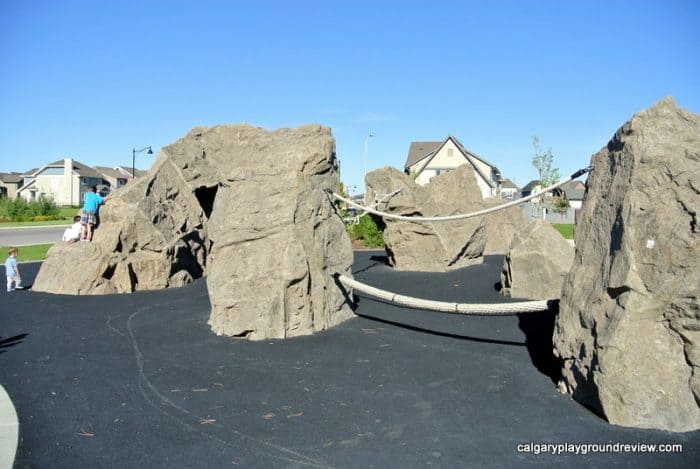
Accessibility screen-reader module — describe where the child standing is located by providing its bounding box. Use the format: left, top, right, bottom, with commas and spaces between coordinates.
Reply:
80, 186, 106, 242
5, 247, 23, 292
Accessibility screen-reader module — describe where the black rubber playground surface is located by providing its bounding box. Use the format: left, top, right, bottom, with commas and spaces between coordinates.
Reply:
1, 251, 698, 467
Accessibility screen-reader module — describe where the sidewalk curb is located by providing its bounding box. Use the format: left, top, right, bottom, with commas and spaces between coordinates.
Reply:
0, 385, 18, 469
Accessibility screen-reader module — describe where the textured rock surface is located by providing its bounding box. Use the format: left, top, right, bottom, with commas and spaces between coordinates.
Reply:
33, 124, 354, 340
499, 220, 574, 299
482, 199, 529, 255
203, 125, 354, 339
365, 165, 486, 271
33, 155, 210, 294
553, 97, 700, 432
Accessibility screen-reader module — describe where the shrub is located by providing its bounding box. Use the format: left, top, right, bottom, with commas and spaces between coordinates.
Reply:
347, 214, 385, 248
0, 196, 60, 221
36, 195, 60, 217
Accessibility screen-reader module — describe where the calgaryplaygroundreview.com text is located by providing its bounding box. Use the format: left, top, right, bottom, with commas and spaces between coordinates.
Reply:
516, 441, 683, 456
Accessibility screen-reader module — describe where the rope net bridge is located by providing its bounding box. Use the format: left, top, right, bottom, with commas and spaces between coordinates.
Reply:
330, 167, 590, 315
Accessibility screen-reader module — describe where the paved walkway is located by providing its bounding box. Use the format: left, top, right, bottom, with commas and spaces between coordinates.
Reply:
0, 255, 697, 467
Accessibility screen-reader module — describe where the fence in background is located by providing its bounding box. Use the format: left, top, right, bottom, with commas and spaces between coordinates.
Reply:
520, 201, 578, 224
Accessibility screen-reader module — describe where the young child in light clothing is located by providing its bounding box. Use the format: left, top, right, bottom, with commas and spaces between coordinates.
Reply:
5, 247, 23, 292
62, 215, 83, 243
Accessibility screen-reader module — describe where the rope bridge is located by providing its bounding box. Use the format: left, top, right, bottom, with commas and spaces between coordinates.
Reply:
331, 168, 590, 314
331, 167, 590, 223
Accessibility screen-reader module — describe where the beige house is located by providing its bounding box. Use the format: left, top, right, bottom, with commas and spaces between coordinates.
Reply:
0, 173, 23, 199
17, 159, 107, 206
499, 178, 519, 199
94, 166, 131, 190
404, 135, 502, 198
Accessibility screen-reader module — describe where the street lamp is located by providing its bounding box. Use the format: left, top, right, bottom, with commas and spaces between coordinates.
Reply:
364, 131, 374, 204
132, 146, 153, 182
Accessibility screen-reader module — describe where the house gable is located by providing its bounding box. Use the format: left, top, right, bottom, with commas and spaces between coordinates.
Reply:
405, 135, 501, 197
16, 158, 107, 205
404, 141, 442, 169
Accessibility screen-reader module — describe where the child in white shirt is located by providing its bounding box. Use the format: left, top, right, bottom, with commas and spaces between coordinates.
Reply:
62, 215, 82, 244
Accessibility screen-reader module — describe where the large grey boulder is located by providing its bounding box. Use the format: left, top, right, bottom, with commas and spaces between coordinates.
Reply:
34, 154, 210, 294
482, 199, 529, 255
33, 124, 354, 340
499, 220, 574, 299
365, 166, 486, 272
553, 97, 700, 432
204, 126, 354, 339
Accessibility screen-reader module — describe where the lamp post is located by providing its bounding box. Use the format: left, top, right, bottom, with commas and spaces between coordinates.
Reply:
363, 131, 374, 204
132, 146, 153, 182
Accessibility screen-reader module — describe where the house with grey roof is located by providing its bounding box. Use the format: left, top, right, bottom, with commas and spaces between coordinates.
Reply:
404, 135, 502, 198
17, 158, 108, 206
520, 180, 543, 199
560, 180, 585, 209
94, 166, 131, 190
521, 179, 584, 201
0, 172, 24, 199
499, 178, 519, 199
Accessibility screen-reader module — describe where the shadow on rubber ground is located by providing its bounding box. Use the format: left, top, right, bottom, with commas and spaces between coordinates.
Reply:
0, 254, 697, 468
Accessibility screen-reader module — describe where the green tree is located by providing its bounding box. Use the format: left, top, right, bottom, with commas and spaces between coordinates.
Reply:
531, 136, 561, 188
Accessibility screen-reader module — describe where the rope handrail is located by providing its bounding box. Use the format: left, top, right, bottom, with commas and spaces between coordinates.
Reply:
337, 274, 555, 315
331, 167, 590, 223
342, 189, 402, 224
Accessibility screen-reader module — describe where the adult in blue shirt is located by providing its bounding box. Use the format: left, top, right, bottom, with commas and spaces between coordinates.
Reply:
80, 186, 109, 241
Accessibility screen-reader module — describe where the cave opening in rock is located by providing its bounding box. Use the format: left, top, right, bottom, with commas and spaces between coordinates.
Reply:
194, 185, 218, 219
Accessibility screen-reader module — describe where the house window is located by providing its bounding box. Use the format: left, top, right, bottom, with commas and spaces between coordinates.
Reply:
38, 167, 64, 176
435, 168, 453, 176
447, 148, 454, 157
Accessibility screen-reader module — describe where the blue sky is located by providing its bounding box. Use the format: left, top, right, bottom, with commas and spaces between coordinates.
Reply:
1, 0, 698, 191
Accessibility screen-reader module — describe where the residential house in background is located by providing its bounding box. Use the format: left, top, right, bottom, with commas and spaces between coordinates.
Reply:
559, 180, 585, 209
0, 172, 24, 198
521, 179, 585, 206
17, 159, 107, 206
3, 158, 148, 204
499, 178, 519, 199
403, 135, 503, 199
520, 180, 544, 200
94, 166, 132, 190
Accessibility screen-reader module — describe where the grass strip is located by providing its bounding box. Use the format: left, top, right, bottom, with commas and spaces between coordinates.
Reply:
552, 224, 574, 240
1, 244, 53, 262
0, 207, 80, 228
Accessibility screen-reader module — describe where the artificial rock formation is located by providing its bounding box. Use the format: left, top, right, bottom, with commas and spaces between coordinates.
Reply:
499, 220, 574, 300
365, 165, 486, 272
33, 124, 354, 340
482, 199, 529, 255
553, 97, 700, 432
